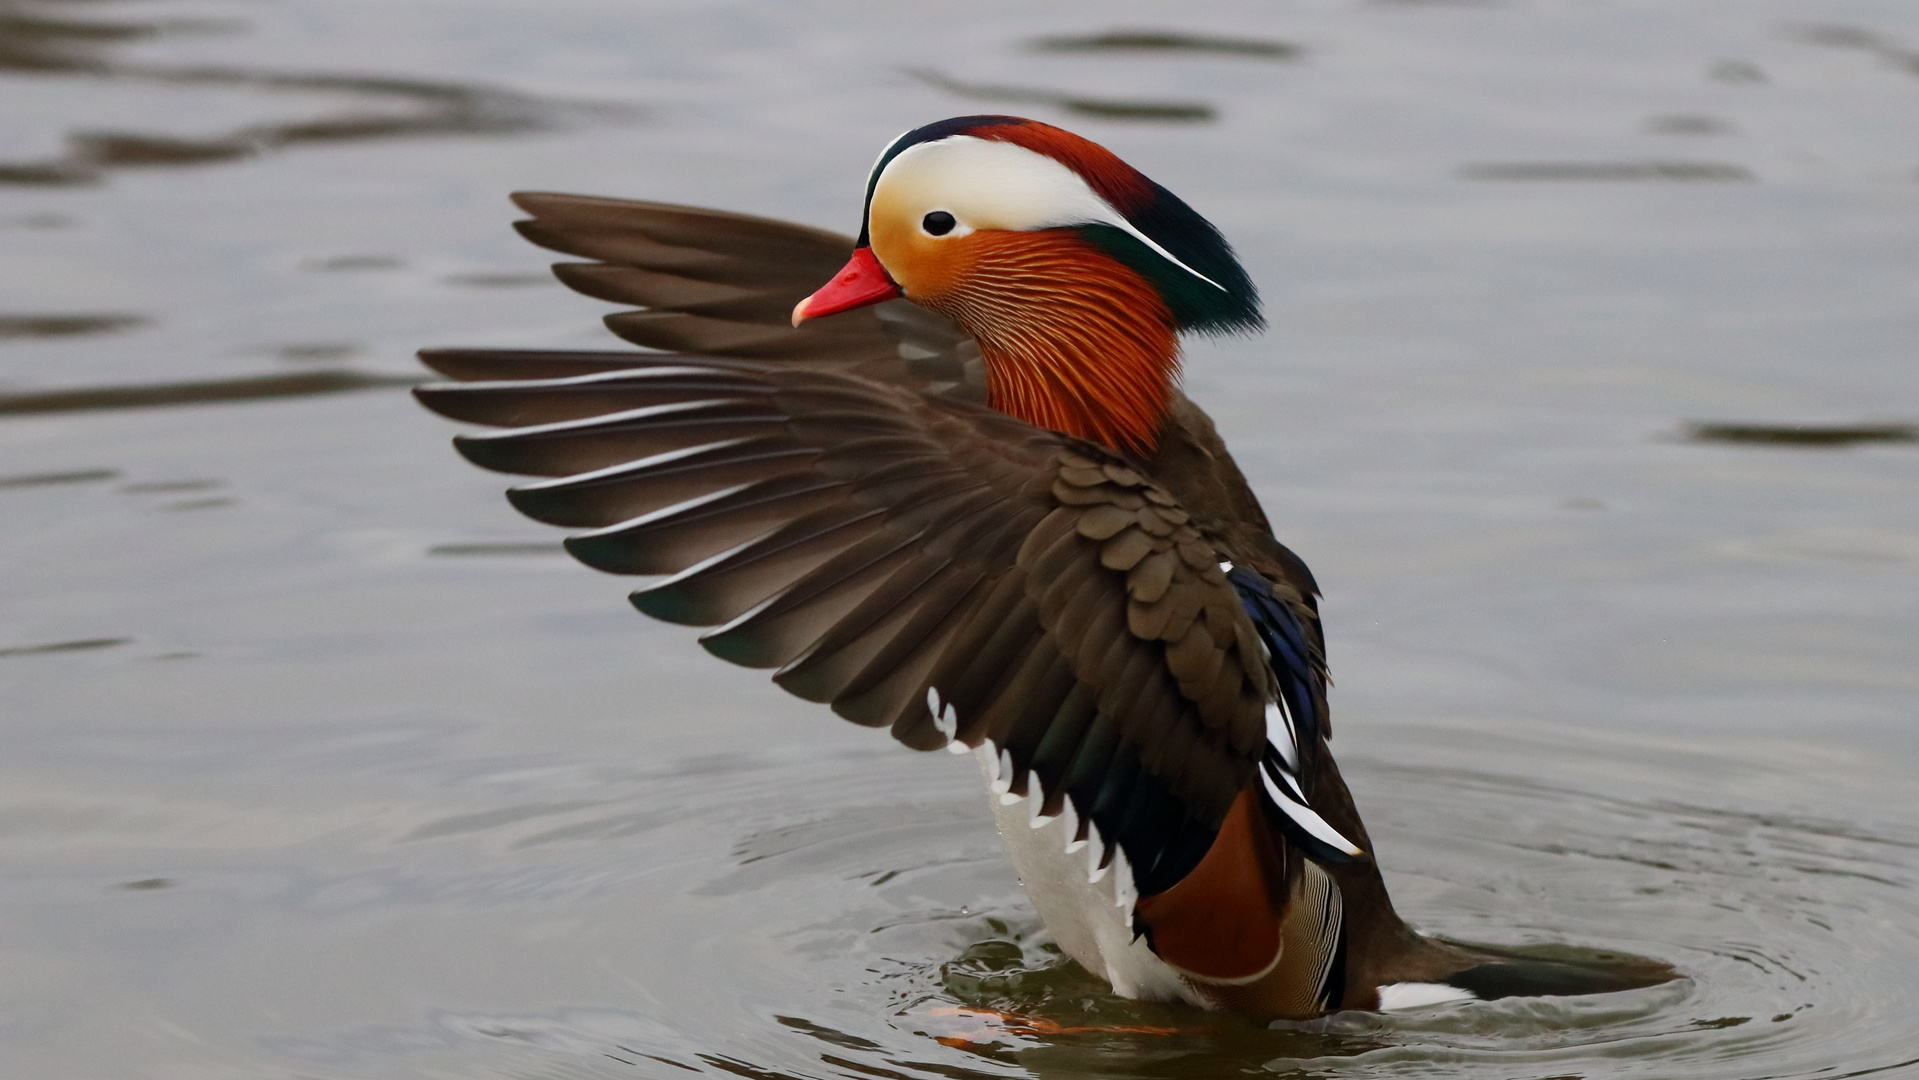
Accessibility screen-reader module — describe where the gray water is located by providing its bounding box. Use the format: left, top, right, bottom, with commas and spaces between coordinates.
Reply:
3, 1, 1917, 1077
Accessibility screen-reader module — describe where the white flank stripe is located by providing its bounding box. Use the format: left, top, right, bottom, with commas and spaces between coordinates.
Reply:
1376, 982, 1479, 1010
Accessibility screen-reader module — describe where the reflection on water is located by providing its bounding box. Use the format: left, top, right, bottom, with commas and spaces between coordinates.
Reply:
274, 343, 362, 362
2, 1, 1916, 1078
0, 313, 148, 338
0, 636, 130, 658
0, 69, 630, 185
122, 480, 224, 500
1785, 23, 1919, 76
1028, 30, 1300, 59
440, 271, 557, 288
302, 255, 405, 273
1461, 161, 1755, 181
0, 467, 117, 487
1684, 421, 1918, 447
1645, 114, 1737, 136
0, 2, 232, 71
1708, 59, 1769, 83
0, 370, 417, 414
0, 0, 635, 186
906, 68, 1216, 122
425, 541, 564, 557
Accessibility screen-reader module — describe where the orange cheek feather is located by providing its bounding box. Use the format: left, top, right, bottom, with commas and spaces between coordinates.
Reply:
868, 215, 981, 301
877, 228, 1179, 456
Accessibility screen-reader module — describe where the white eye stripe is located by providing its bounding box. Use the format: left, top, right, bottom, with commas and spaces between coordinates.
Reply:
873, 136, 1224, 292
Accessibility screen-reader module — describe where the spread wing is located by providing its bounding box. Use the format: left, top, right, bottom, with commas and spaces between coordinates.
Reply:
418, 192, 984, 400
415, 358, 1276, 896
419, 192, 1365, 888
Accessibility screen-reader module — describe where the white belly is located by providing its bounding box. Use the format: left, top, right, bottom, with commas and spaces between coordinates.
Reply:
973, 745, 1207, 1006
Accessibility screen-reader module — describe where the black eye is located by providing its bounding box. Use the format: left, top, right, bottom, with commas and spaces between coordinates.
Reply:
921, 211, 956, 236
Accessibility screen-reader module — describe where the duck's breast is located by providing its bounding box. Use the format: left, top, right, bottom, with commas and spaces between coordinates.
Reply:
972, 744, 1205, 1005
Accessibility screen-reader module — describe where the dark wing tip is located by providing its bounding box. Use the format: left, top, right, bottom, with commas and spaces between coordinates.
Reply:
412, 381, 457, 418
540, 534, 650, 580
508, 190, 558, 214
450, 431, 534, 475
413, 382, 511, 426
418, 351, 498, 383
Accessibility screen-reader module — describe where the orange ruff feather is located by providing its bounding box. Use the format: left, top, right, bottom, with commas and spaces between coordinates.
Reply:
917, 231, 1179, 455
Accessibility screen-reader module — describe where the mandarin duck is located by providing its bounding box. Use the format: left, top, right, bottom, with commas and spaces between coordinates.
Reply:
415, 115, 1672, 1018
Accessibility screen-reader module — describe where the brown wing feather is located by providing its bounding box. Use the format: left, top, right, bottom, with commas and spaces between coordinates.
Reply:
501, 192, 985, 399
416, 356, 1269, 894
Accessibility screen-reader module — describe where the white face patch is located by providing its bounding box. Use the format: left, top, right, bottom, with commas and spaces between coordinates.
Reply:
870, 136, 1224, 291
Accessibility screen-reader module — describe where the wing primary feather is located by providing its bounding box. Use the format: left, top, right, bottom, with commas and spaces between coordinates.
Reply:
1090, 744, 1141, 825
457, 396, 768, 442
453, 400, 789, 477
1062, 712, 1121, 804
1028, 681, 1098, 785
633, 503, 885, 626
774, 554, 965, 705
563, 476, 863, 578
417, 348, 672, 383
829, 563, 990, 701
983, 646, 1080, 779
509, 435, 765, 491
506, 439, 820, 527
416, 365, 775, 425
698, 531, 925, 669
568, 481, 756, 544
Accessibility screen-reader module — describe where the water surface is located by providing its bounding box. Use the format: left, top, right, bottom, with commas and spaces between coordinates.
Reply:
2, 1, 1916, 1077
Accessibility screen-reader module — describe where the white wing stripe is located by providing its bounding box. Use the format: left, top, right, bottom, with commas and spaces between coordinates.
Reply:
1268, 759, 1308, 804
1262, 770, 1365, 857
1265, 698, 1299, 772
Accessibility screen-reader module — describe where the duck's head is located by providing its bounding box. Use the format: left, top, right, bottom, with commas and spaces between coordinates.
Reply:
793, 115, 1261, 455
